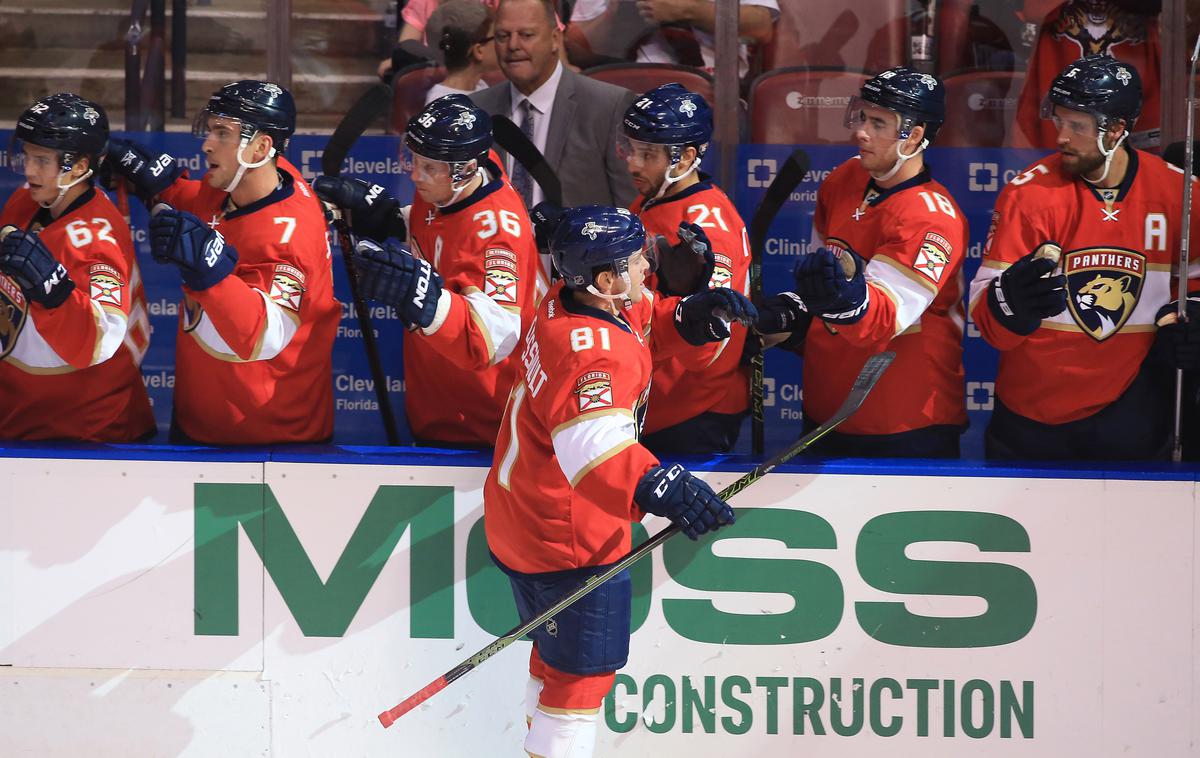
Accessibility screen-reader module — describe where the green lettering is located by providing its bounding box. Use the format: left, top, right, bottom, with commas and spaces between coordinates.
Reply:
465, 517, 519, 636
604, 674, 638, 733
793, 677, 826, 735
870, 678, 903, 736
961, 679, 994, 738
830, 677, 864, 736
1000, 680, 1034, 738
907, 678, 938, 737
682, 676, 716, 734
720, 676, 753, 734
643, 674, 676, 734
755, 676, 788, 735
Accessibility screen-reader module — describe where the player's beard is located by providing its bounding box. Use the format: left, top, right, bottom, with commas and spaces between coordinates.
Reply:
1061, 149, 1105, 178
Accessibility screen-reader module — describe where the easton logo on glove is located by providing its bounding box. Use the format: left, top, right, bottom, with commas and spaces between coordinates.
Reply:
412, 259, 433, 310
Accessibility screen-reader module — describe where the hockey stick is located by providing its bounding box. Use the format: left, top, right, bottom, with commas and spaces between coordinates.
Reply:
377, 350, 895, 728
321, 83, 401, 445
1173, 35, 1200, 462
747, 148, 811, 456
491, 114, 563, 207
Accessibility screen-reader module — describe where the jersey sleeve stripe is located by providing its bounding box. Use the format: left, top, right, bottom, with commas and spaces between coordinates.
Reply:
551, 409, 639, 485
92, 302, 128, 364
254, 290, 302, 361
463, 290, 521, 365
866, 256, 937, 334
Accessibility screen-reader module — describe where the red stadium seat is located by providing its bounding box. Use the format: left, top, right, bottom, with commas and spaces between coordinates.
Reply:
763, 1, 904, 72
390, 62, 446, 134
748, 68, 868, 145
938, 70, 1024, 148
584, 62, 714, 104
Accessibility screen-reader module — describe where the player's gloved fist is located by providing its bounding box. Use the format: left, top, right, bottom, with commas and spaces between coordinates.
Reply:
1153, 295, 1200, 371
105, 137, 181, 199
313, 176, 407, 242
986, 245, 1067, 336
654, 221, 716, 297
353, 239, 443, 330
674, 287, 757, 346
0, 229, 75, 308
149, 207, 239, 290
755, 291, 811, 334
793, 245, 868, 324
634, 464, 735, 540
530, 200, 565, 257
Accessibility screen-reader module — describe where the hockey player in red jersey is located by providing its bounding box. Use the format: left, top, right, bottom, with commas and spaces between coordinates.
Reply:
758, 67, 968, 457
0, 94, 155, 442
106, 81, 339, 445
483, 206, 752, 757
971, 55, 1200, 460
314, 94, 544, 447
615, 83, 753, 454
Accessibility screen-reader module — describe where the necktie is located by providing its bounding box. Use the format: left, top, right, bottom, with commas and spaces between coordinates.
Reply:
510, 99, 535, 208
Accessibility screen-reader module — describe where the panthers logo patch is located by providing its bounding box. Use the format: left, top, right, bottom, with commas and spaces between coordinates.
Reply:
1063, 248, 1145, 341
484, 248, 519, 305
710, 253, 734, 289
574, 370, 613, 412
0, 275, 29, 360
89, 263, 124, 308
269, 263, 305, 313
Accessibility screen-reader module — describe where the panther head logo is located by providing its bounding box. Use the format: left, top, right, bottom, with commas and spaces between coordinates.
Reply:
1063, 248, 1146, 341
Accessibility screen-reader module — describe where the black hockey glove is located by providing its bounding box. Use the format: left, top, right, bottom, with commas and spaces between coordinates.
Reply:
793, 245, 869, 325
0, 229, 75, 308
530, 200, 565, 256
1154, 295, 1200, 371
149, 207, 239, 291
634, 464, 735, 540
353, 239, 443, 330
313, 176, 408, 243
106, 137, 182, 200
986, 245, 1067, 336
674, 287, 757, 346
654, 222, 716, 297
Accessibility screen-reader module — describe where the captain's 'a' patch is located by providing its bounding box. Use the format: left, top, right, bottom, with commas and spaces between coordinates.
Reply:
0, 274, 29, 360
1063, 247, 1145, 341
89, 263, 124, 308
269, 263, 306, 312
484, 248, 519, 306
913, 232, 952, 283
574, 370, 613, 412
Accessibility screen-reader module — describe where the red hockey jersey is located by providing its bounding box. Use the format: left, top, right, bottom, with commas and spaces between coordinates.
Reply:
1015, 2, 1160, 150
0, 187, 154, 442
157, 157, 339, 444
970, 149, 1200, 425
806, 158, 968, 436
404, 168, 544, 445
632, 180, 752, 431
484, 281, 709, 574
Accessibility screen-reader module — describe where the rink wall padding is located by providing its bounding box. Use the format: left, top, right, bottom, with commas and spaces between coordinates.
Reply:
1, 447, 1198, 756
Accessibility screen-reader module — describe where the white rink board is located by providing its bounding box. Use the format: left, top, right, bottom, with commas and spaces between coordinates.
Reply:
0, 457, 1196, 757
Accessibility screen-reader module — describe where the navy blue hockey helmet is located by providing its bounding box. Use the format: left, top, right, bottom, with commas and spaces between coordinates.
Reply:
192, 80, 296, 151
10, 93, 109, 170
551, 206, 654, 290
621, 83, 713, 161
848, 67, 946, 144
405, 93, 492, 166
1041, 54, 1142, 131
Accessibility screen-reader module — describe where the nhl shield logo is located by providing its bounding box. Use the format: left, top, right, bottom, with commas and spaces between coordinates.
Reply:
1063, 247, 1145, 341
0, 275, 29, 360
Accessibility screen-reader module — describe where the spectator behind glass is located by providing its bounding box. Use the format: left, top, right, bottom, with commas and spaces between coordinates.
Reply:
425, 0, 499, 103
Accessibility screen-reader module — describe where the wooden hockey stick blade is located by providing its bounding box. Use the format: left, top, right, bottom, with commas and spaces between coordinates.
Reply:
322, 83, 393, 177
491, 115, 563, 206
376, 351, 894, 728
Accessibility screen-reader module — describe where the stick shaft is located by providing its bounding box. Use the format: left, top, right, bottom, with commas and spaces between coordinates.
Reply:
1172, 35, 1200, 462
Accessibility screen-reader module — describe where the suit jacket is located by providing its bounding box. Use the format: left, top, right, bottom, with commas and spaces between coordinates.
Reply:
471, 67, 638, 209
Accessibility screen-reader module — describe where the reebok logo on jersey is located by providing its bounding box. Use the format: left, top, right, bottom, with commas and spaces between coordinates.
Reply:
1064, 248, 1145, 341
914, 232, 952, 283
269, 264, 306, 312
485, 248, 519, 305
574, 371, 613, 412
0, 274, 29, 360
89, 263, 124, 307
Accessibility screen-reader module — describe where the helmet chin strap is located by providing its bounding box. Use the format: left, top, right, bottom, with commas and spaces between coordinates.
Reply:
586, 269, 635, 309
42, 166, 93, 210
870, 137, 927, 183
436, 163, 483, 208
222, 132, 276, 194
652, 154, 699, 201
1082, 129, 1127, 186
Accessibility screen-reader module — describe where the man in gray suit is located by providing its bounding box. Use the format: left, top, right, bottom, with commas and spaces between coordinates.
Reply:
471, 0, 637, 209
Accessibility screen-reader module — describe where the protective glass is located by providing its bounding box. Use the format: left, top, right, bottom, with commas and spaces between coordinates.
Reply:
1039, 99, 1102, 137
6, 137, 69, 175
401, 135, 476, 185
192, 110, 249, 144
843, 97, 911, 140
616, 134, 671, 167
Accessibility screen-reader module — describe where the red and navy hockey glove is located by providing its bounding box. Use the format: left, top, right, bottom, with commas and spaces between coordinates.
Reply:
353, 239, 442, 330
986, 246, 1066, 336
674, 287, 757, 346
313, 176, 408, 242
634, 464, 735, 540
0, 229, 75, 308
149, 207, 239, 291
106, 137, 182, 200
793, 245, 868, 324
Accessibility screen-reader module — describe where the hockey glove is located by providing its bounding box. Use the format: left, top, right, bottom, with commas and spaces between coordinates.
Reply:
353, 239, 442, 330
313, 176, 408, 243
634, 464, 735, 540
793, 245, 869, 324
105, 137, 182, 199
654, 222, 716, 297
1154, 295, 1200, 371
149, 208, 239, 291
986, 245, 1067, 336
0, 229, 75, 308
674, 287, 757, 346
